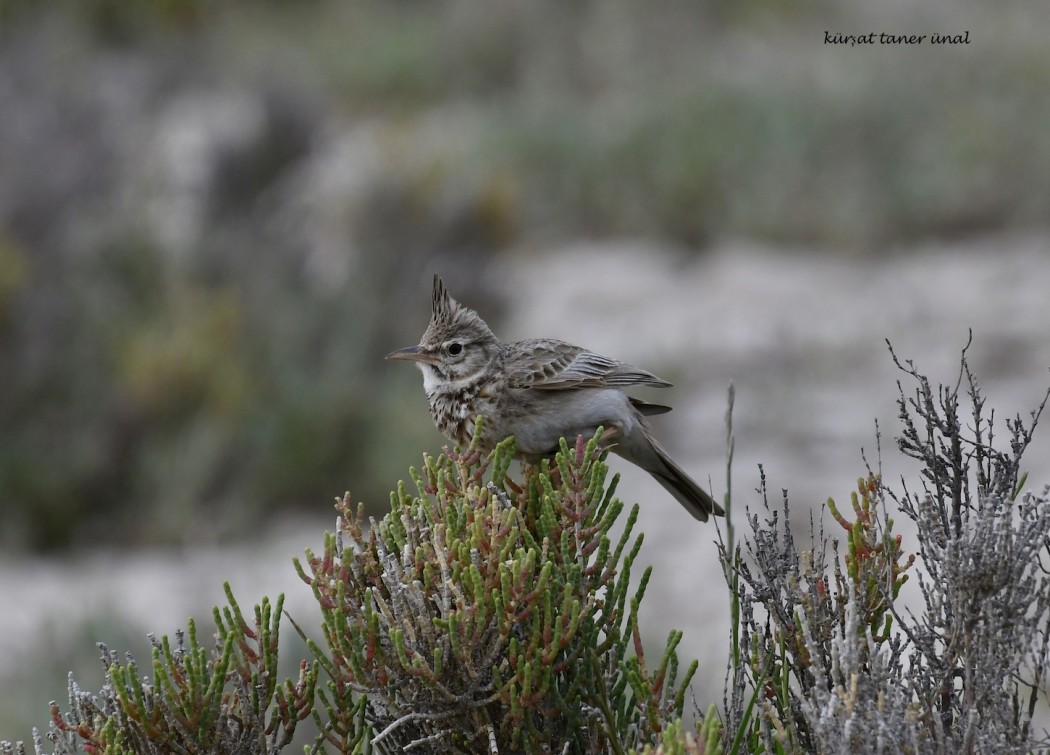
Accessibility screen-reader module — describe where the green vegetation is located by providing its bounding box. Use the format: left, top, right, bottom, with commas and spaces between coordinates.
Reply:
6, 430, 708, 754
3, 346, 1048, 753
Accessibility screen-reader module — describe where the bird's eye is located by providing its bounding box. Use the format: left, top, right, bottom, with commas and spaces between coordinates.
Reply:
447, 342, 463, 356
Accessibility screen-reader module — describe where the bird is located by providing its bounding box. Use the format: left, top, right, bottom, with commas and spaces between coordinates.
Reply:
386, 276, 723, 522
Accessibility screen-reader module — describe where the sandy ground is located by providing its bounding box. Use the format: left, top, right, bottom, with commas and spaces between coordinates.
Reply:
2, 235, 1049, 735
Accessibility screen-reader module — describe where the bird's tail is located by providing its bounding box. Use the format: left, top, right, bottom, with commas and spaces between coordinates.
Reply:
620, 427, 724, 522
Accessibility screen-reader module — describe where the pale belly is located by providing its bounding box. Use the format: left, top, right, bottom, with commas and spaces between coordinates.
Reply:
493, 387, 638, 460
426, 380, 639, 458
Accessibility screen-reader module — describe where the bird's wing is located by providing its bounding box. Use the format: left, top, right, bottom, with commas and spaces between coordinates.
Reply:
630, 396, 673, 415
504, 339, 672, 390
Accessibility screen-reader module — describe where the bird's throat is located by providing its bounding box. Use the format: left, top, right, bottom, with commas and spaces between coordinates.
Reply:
420, 364, 487, 396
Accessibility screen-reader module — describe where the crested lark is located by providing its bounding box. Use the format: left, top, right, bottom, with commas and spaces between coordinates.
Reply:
387, 276, 723, 522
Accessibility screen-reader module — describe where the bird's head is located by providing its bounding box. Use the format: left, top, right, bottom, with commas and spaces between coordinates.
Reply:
386, 276, 500, 385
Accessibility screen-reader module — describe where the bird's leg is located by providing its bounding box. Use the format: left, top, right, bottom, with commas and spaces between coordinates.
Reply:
596, 424, 622, 451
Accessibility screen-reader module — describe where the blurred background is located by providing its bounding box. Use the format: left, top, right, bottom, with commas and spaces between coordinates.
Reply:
2, 0, 1050, 740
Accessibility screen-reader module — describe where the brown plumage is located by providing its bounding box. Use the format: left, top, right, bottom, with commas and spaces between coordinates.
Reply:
386, 276, 723, 522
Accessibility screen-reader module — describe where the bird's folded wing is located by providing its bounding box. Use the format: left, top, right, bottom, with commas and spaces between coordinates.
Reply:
505, 339, 673, 390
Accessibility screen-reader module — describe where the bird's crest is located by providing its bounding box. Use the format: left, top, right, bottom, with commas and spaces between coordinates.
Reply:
431, 275, 458, 328
426, 276, 494, 343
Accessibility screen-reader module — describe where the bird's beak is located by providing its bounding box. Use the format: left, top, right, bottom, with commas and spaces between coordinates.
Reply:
386, 345, 437, 364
